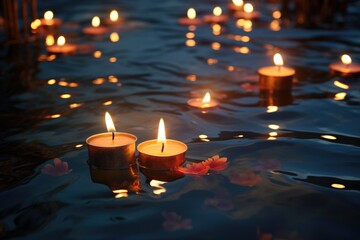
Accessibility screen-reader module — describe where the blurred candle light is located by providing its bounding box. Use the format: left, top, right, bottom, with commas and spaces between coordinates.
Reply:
235, 3, 260, 19
333, 80, 349, 90
179, 8, 202, 25
48, 79, 56, 85
331, 183, 345, 189
321, 135, 337, 140
60, 94, 71, 99
41, 10, 62, 27
334, 92, 346, 101
47, 36, 77, 54
329, 54, 360, 76
228, 0, 244, 11
46, 35, 55, 46
187, 92, 219, 109
93, 50, 102, 58
110, 32, 120, 42
83, 16, 108, 35
204, 6, 229, 23
110, 10, 119, 22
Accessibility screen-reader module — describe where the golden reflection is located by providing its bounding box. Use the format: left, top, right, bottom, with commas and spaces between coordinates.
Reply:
150, 180, 167, 195
334, 92, 346, 100
212, 23, 221, 35
48, 79, 56, 85
93, 50, 102, 58
241, 36, 250, 42
233, 0, 244, 7
108, 75, 119, 83
272, 10, 281, 19
113, 189, 129, 198
199, 134, 208, 139
92, 78, 105, 85
269, 132, 278, 137
234, 46, 250, 54
207, 58, 218, 65
321, 135, 337, 140
46, 35, 55, 46
110, 32, 120, 42
235, 134, 244, 138
188, 25, 196, 31
186, 39, 196, 47
334, 80, 349, 90
58, 81, 68, 86
243, 20, 252, 32
267, 106, 278, 113
270, 20, 281, 31
267, 136, 276, 140
186, 32, 195, 39
201, 138, 210, 142
236, 19, 245, 27
211, 42, 221, 50
103, 101, 113, 106
109, 57, 117, 63
227, 66, 235, 72
186, 74, 197, 81
69, 103, 83, 109
31, 19, 41, 30
331, 183, 345, 189
45, 114, 61, 119
60, 94, 71, 99
75, 144, 83, 148
47, 54, 56, 61
68, 82, 79, 87
268, 124, 280, 130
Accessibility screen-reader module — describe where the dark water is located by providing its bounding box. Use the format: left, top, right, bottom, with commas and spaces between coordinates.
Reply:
1, 0, 360, 239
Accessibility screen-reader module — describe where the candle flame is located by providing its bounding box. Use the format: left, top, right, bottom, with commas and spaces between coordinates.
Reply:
105, 112, 116, 132
213, 6, 222, 16
46, 35, 55, 46
157, 118, 166, 143
110, 10, 119, 22
244, 3, 254, 13
44, 11, 54, 21
57, 36, 65, 46
202, 92, 211, 103
341, 54, 351, 65
232, 0, 244, 7
187, 8, 196, 19
273, 53, 283, 66
92, 16, 100, 27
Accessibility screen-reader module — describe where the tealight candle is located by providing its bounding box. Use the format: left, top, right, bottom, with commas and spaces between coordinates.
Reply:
187, 92, 219, 109
203, 6, 229, 23
234, 3, 261, 19
86, 112, 137, 169
83, 16, 108, 35
329, 54, 360, 76
46, 36, 77, 54
105, 10, 123, 25
40, 10, 62, 28
137, 118, 187, 170
178, 8, 203, 25
228, 0, 244, 12
258, 53, 295, 91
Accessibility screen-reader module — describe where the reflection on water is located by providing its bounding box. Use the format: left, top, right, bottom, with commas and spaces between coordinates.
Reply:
0, 0, 359, 239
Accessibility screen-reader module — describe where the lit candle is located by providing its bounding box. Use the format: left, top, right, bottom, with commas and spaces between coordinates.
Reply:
228, 0, 244, 12
203, 6, 229, 23
46, 36, 77, 54
234, 3, 261, 19
137, 118, 187, 170
178, 8, 203, 25
86, 112, 137, 169
40, 10, 62, 28
187, 92, 219, 109
258, 53, 295, 91
83, 16, 109, 35
105, 10, 123, 25
329, 54, 360, 76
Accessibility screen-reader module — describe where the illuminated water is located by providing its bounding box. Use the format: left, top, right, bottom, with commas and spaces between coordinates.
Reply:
0, 0, 359, 239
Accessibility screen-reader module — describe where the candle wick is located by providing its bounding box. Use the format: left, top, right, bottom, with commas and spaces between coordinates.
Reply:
112, 132, 115, 141
161, 143, 164, 153
277, 65, 281, 73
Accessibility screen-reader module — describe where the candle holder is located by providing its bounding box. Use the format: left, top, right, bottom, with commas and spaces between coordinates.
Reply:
87, 132, 137, 169
329, 54, 360, 77
258, 67, 295, 91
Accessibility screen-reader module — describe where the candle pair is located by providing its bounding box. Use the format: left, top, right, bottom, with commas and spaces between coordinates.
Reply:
86, 113, 187, 170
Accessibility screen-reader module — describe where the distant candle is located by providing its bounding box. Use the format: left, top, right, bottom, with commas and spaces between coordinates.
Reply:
203, 6, 229, 23
83, 16, 108, 35
228, 0, 244, 11
105, 10, 123, 25
137, 118, 187, 170
258, 53, 295, 91
86, 112, 137, 169
178, 8, 203, 25
234, 3, 261, 19
40, 10, 62, 28
329, 54, 360, 76
46, 36, 77, 54
187, 92, 219, 109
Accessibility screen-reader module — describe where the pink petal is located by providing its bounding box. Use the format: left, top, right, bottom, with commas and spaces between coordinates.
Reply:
178, 163, 209, 175
203, 156, 229, 171
229, 171, 262, 187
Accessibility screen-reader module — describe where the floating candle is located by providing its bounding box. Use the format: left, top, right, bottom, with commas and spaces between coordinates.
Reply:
40, 10, 62, 28
83, 16, 108, 35
137, 118, 187, 170
234, 3, 261, 19
203, 6, 229, 23
228, 0, 244, 12
86, 112, 137, 169
105, 10, 123, 25
46, 36, 77, 54
258, 53, 295, 91
178, 8, 203, 25
187, 92, 219, 109
329, 54, 360, 76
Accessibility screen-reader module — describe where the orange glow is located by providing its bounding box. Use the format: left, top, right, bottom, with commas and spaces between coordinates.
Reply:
57, 36, 65, 46
243, 20, 252, 31
44, 11, 54, 21
187, 8, 196, 19
105, 112, 116, 132
213, 6, 222, 16
186, 39, 196, 47
212, 24, 221, 35
113, 189, 128, 198
244, 3, 254, 13
234, 46, 250, 54
341, 54, 351, 65
227, 66, 235, 72
31, 19, 41, 29
274, 53, 284, 66
108, 76, 119, 83
186, 32, 195, 39
321, 135, 337, 140
267, 106, 278, 113
270, 20, 281, 31
272, 10, 281, 19
103, 101, 113, 106
150, 180, 167, 195
48, 79, 56, 85
242, 36, 250, 42
46, 35, 55, 46
334, 92, 346, 100
69, 103, 83, 109
268, 124, 280, 130
212, 42, 221, 50
333, 80, 349, 90
202, 92, 211, 104
60, 94, 71, 99
58, 81, 68, 86
186, 74, 197, 81
110, 32, 120, 42
93, 50, 102, 58
157, 118, 166, 143
236, 19, 245, 27
46, 114, 61, 119
92, 16, 100, 27
233, 0, 244, 7
269, 132, 278, 137
109, 57, 117, 62
331, 183, 345, 189
68, 82, 79, 87
92, 78, 105, 85
110, 10, 119, 22
207, 58, 218, 65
